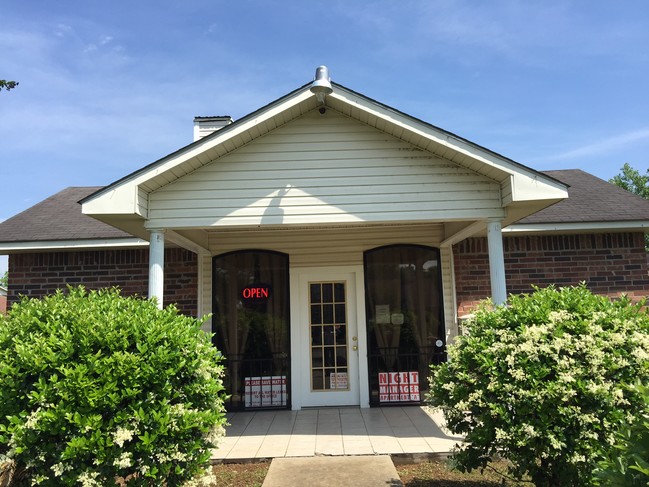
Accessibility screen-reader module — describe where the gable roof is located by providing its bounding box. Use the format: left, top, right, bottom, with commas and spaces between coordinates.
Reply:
81, 82, 566, 205
80, 79, 568, 230
0, 187, 146, 251
506, 169, 649, 233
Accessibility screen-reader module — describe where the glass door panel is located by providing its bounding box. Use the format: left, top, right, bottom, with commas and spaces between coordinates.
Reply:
309, 282, 349, 391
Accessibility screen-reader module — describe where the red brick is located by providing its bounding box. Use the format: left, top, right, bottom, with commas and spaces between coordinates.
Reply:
454, 232, 649, 315
7, 248, 198, 316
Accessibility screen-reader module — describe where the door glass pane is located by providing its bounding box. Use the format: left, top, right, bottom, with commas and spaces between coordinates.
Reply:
322, 283, 333, 303
312, 370, 324, 390
335, 325, 347, 344
334, 304, 346, 324
324, 348, 335, 367
323, 304, 334, 324
312, 348, 323, 367
311, 304, 322, 325
334, 283, 345, 302
310, 283, 321, 303
311, 326, 322, 345
336, 346, 347, 365
309, 281, 349, 391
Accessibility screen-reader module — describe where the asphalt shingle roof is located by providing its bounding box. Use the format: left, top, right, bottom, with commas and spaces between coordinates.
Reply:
517, 169, 649, 224
0, 187, 132, 243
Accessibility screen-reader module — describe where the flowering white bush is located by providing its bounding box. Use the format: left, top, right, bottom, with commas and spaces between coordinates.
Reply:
428, 284, 649, 487
0, 287, 227, 486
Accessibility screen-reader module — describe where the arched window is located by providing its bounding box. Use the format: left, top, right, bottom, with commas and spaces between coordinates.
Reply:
364, 245, 445, 406
213, 250, 290, 410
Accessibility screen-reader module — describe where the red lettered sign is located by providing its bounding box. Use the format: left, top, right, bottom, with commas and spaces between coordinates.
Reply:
241, 284, 271, 302
379, 372, 420, 402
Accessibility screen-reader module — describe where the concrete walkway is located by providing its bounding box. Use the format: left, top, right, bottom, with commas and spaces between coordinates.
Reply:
261, 455, 403, 487
212, 406, 462, 461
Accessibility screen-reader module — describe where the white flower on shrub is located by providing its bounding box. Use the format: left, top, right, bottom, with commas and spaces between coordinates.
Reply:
30, 474, 49, 485
112, 427, 135, 447
195, 363, 214, 380
172, 451, 189, 462
24, 408, 41, 429
182, 471, 218, 487
51, 462, 66, 477
203, 423, 226, 447
548, 310, 571, 323
113, 452, 132, 469
77, 471, 101, 487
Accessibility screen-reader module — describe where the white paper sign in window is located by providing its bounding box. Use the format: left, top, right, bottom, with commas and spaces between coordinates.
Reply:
245, 376, 287, 407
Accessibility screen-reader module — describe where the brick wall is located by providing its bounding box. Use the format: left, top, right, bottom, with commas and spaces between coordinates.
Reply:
7, 248, 198, 316
8, 232, 648, 319
454, 232, 649, 316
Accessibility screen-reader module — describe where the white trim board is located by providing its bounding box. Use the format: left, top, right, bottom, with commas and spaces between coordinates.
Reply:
0, 238, 149, 253
504, 221, 649, 234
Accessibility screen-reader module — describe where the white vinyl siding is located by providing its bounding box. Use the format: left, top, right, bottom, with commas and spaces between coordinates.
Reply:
207, 223, 443, 267
147, 109, 503, 229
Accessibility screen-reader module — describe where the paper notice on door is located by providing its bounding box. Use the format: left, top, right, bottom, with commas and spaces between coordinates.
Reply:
376, 304, 390, 324
330, 372, 348, 390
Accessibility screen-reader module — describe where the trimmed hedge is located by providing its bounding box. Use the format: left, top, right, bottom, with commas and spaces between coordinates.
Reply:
0, 287, 227, 486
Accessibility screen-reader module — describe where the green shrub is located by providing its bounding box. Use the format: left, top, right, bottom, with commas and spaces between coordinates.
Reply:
0, 286, 227, 486
593, 381, 649, 486
427, 284, 649, 487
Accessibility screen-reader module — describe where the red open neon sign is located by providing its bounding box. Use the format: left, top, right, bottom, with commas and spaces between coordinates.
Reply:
241, 285, 271, 300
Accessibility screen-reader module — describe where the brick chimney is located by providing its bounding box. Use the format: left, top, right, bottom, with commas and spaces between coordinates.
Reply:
193, 116, 233, 141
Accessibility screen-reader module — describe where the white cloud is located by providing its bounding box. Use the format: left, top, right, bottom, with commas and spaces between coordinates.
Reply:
55, 23, 73, 37
330, 0, 569, 65
548, 128, 649, 161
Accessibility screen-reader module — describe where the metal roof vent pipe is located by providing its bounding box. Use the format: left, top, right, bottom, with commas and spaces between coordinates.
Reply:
310, 65, 333, 105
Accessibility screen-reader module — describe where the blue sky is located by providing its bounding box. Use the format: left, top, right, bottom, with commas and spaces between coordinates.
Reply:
2, 1, 649, 275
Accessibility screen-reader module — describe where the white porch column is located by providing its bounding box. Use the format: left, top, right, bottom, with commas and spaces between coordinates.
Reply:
487, 219, 507, 305
148, 229, 165, 309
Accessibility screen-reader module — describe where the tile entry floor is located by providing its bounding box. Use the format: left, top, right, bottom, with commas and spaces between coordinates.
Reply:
212, 406, 464, 461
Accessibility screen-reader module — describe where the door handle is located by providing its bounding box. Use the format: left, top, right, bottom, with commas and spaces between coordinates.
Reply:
352, 345, 358, 351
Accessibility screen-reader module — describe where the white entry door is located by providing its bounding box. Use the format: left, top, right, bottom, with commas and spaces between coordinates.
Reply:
296, 268, 360, 407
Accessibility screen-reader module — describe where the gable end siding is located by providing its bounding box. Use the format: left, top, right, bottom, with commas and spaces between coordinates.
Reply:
147, 109, 504, 229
